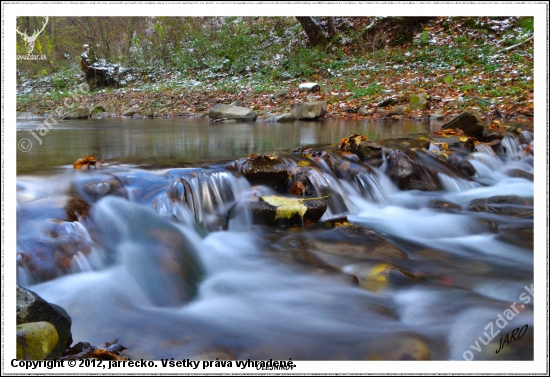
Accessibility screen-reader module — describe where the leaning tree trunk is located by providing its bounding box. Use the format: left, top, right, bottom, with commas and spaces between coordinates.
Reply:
296, 16, 327, 46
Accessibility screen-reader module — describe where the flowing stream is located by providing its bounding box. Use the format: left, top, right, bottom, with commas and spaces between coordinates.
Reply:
15, 118, 534, 360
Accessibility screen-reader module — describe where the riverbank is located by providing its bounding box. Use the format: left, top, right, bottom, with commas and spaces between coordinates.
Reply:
16, 17, 534, 122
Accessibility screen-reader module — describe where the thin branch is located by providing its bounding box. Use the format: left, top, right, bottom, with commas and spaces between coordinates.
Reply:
500, 35, 534, 53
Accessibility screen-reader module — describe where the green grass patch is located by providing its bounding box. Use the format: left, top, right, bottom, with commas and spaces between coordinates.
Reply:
349, 82, 384, 99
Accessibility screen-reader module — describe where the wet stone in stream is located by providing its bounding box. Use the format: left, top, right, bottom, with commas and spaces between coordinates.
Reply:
505, 169, 534, 181
469, 195, 533, 218
386, 150, 441, 191
70, 174, 127, 203
426, 199, 462, 213
17, 219, 93, 284
226, 154, 291, 192
242, 192, 328, 226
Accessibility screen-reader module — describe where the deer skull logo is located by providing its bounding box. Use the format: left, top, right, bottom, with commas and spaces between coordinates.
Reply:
16, 16, 49, 54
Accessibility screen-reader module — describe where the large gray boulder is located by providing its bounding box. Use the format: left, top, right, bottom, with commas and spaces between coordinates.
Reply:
17, 285, 72, 359
290, 101, 327, 120
208, 104, 256, 121
61, 106, 90, 120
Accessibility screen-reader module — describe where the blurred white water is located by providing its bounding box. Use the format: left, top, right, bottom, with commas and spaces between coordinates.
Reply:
17, 124, 534, 360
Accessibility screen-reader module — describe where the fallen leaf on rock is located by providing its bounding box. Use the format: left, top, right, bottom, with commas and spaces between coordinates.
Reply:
260, 195, 330, 220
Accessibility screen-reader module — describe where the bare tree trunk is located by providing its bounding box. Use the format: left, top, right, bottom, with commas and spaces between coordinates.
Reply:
326, 17, 337, 39
50, 17, 58, 70
296, 16, 326, 46
126, 16, 137, 61
97, 18, 111, 59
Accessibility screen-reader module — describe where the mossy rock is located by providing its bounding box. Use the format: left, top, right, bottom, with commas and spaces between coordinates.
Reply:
17, 322, 59, 360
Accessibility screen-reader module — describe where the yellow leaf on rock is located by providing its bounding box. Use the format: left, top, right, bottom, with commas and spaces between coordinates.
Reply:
436, 142, 449, 150
260, 195, 330, 220
354, 136, 362, 147
297, 161, 310, 167
460, 136, 469, 143
261, 196, 307, 220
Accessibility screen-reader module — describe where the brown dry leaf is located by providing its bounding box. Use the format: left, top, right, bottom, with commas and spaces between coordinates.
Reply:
73, 156, 101, 169
289, 180, 305, 196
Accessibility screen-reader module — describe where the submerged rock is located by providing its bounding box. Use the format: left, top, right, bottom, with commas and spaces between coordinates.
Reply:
17, 219, 93, 283
90, 196, 204, 306
364, 333, 436, 360
426, 199, 462, 212
495, 224, 534, 249
290, 101, 327, 119
17, 286, 72, 359
469, 195, 533, 217
505, 169, 534, 181
308, 224, 408, 261
70, 174, 127, 203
